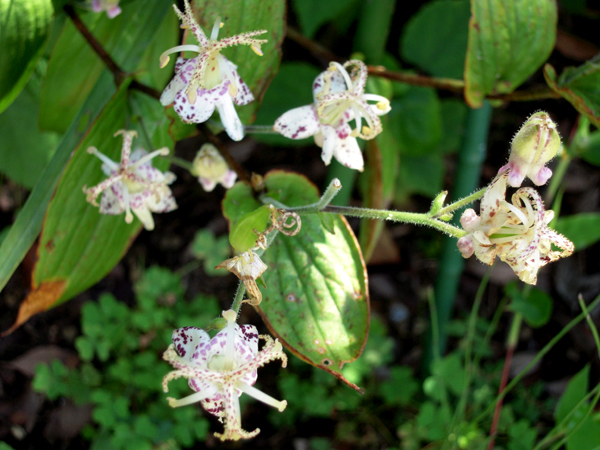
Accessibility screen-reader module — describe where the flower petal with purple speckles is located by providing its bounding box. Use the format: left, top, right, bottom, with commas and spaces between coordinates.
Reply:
273, 105, 320, 140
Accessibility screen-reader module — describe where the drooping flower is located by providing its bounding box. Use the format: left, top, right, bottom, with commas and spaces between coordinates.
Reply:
191, 143, 237, 191
215, 250, 268, 305
82, 130, 177, 231
457, 170, 574, 284
159, 0, 267, 141
274, 60, 391, 171
499, 111, 562, 187
91, 0, 121, 18
162, 310, 287, 441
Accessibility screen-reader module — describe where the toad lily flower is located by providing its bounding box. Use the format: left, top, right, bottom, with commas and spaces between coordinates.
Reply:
457, 170, 574, 284
82, 130, 177, 231
159, 0, 267, 141
91, 0, 121, 18
215, 250, 268, 305
191, 143, 237, 192
163, 310, 288, 441
499, 111, 562, 187
274, 60, 391, 171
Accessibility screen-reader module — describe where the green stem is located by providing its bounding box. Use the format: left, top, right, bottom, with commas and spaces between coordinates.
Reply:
244, 125, 278, 134
169, 155, 194, 171
321, 205, 466, 237
432, 188, 486, 219
230, 281, 247, 315
545, 153, 571, 204
474, 293, 600, 425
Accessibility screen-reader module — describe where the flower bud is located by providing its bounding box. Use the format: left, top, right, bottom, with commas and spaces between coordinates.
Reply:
502, 111, 561, 187
191, 143, 237, 192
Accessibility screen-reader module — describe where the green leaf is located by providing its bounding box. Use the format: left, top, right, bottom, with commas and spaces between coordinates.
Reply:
0, 0, 53, 114
506, 282, 553, 328
544, 58, 600, 129
0, 66, 61, 188
190, 0, 285, 125
389, 86, 443, 157
291, 0, 359, 38
379, 366, 419, 406
400, 0, 470, 79
253, 62, 321, 147
229, 204, 272, 253
566, 413, 600, 450
222, 171, 369, 390
396, 154, 444, 200
507, 419, 537, 450
555, 364, 589, 424
554, 213, 600, 251
0, 72, 116, 332
39, 0, 173, 133
464, 0, 557, 107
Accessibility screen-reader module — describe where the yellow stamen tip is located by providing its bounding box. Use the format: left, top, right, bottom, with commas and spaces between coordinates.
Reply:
251, 44, 263, 56
362, 126, 372, 135
220, 22, 224, 28
159, 56, 170, 68
350, 129, 359, 137
376, 101, 389, 110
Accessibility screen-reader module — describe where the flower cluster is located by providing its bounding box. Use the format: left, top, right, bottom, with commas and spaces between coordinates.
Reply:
159, 0, 267, 141
457, 170, 574, 284
162, 310, 287, 441
82, 130, 177, 231
274, 60, 391, 171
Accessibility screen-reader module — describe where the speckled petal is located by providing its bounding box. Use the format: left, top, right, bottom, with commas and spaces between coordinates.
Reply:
274, 105, 320, 140
172, 326, 211, 362
333, 135, 363, 171
161, 57, 195, 106
312, 67, 347, 99
226, 60, 254, 106
99, 183, 125, 215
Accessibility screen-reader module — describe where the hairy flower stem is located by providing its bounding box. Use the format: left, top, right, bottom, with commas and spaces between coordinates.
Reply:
322, 205, 466, 237
431, 188, 486, 219
243, 125, 279, 134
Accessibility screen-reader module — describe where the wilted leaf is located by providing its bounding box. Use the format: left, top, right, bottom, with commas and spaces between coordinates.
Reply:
465, 0, 557, 107
223, 171, 369, 391
544, 58, 600, 128
0, 0, 53, 113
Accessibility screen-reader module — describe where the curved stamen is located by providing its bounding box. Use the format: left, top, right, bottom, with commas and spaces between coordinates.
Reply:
329, 61, 353, 91
87, 147, 119, 171
211, 16, 223, 41
237, 381, 287, 411
500, 200, 529, 228
130, 148, 170, 170
159, 44, 202, 68
167, 391, 207, 408
122, 185, 133, 224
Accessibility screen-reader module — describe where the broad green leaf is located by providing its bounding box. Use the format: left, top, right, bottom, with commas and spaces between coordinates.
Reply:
190, 0, 285, 125
354, 0, 395, 64
544, 58, 600, 128
389, 86, 443, 157
438, 99, 468, 154
39, 0, 172, 132
400, 0, 470, 79
253, 62, 321, 147
33, 85, 173, 304
291, 0, 359, 38
506, 282, 552, 328
554, 213, 600, 251
566, 412, 600, 450
577, 131, 600, 166
0, 0, 53, 114
0, 67, 60, 188
555, 364, 589, 424
464, 0, 557, 107
222, 171, 369, 390
229, 204, 272, 252
0, 71, 116, 333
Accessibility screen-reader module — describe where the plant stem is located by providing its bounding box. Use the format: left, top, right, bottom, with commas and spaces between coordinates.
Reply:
487, 311, 523, 450
169, 155, 194, 171
474, 293, 600, 425
321, 205, 466, 237
432, 188, 486, 219
244, 125, 278, 134
230, 281, 247, 315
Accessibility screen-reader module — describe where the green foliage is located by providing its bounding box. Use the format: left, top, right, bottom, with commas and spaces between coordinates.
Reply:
229, 204, 272, 252
400, 0, 470, 79
190, 229, 231, 276
506, 282, 553, 328
0, 0, 53, 114
554, 213, 600, 251
291, 0, 359, 38
33, 266, 220, 450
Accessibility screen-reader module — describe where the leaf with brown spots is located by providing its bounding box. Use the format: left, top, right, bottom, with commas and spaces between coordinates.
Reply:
223, 171, 370, 392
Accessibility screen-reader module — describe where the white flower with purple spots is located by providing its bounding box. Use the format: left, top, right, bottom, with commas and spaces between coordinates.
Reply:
457, 170, 574, 284
91, 0, 121, 18
274, 60, 391, 171
159, 0, 267, 141
82, 130, 177, 231
162, 310, 288, 441
191, 143, 237, 192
